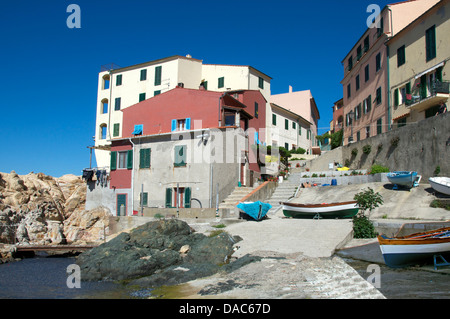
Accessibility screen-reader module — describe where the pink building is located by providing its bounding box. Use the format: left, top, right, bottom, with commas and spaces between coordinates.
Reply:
341, 0, 440, 145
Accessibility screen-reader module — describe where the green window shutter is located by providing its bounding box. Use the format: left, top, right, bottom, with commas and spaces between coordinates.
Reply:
115, 97, 121, 111
420, 75, 427, 99
140, 69, 147, 81
139, 93, 146, 102
292, 122, 296, 129
110, 151, 117, 171
113, 123, 120, 137
218, 77, 224, 88
285, 119, 289, 130
140, 148, 151, 169
377, 118, 383, 135
255, 102, 258, 118
272, 114, 276, 125
140, 192, 148, 207
394, 88, 399, 107
174, 145, 186, 167
184, 187, 191, 208
116, 74, 122, 86
426, 25, 436, 61
406, 82, 411, 94
127, 150, 133, 169
165, 188, 172, 208
155, 66, 162, 85
436, 67, 443, 82
258, 77, 264, 89
154, 90, 161, 96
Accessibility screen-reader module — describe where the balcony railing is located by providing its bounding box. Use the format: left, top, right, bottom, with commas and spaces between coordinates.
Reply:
405, 80, 449, 109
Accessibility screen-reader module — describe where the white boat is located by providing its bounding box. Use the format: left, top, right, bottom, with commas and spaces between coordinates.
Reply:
429, 177, 450, 196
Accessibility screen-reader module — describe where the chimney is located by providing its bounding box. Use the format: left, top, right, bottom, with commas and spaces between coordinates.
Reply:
289, 85, 293, 93
186, 54, 192, 58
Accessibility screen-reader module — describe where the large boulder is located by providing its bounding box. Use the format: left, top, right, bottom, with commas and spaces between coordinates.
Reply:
76, 219, 237, 282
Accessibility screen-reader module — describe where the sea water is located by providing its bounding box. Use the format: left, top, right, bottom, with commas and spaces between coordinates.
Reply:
0, 256, 130, 299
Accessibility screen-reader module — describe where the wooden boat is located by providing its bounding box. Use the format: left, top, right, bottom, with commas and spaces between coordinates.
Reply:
377, 227, 450, 268
429, 177, 450, 196
387, 171, 421, 189
236, 201, 272, 221
281, 201, 359, 219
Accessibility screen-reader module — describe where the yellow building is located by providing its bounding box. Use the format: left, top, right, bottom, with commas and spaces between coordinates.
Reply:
388, 0, 450, 126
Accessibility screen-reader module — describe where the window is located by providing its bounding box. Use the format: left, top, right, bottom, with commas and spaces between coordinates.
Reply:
365, 65, 370, 82
140, 192, 148, 207
115, 97, 121, 111
355, 103, 361, 120
347, 84, 351, 99
356, 131, 360, 142
285, 119, 289, 130
102, 74, 110, 90
397, 45, 406, 67
225, 113, 235, 126
218, 77, 225, 88
111, 150, 133, 170
364, 36, 370, 52
348, 56, 353, 71
101, 99, 108, 114
366, 126, 370, 138
139, 93, 146, 102
132, 124, 143, 135
258, 77, 264, 89
171, 118, 191, 131
165, 187, 191, 208
154, 90, 161, 96
356, 75, 360, 91
140, 69, 147, 81
376, 87, 382, 105
174, 145, 187, 167
155, 66, 162, 86
113, 123, 120, 137
116, 74, 122, 86
377, 118, 383, 135
285, 143, 289, 150
397, 117, 407, 128
364, 95, 372, 114
377, 17, 384, 38
394, 88, 399, 107
255, 102, 259, 119
292, 122, 296, 129
357, 45, 362, 61
272, 114, 277, 126
139, 148, 151, 169
376, 53, 381, 72
100, 124, 107, 139
426, 25, 436, 61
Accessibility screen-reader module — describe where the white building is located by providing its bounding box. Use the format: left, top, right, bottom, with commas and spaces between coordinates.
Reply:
94, 55, 273, 169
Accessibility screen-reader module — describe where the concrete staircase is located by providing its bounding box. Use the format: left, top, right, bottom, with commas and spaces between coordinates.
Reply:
218, 186, 256, 211
267, 172, 303, 215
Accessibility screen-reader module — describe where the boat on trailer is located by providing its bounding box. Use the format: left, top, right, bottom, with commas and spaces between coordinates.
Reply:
387, 171, 421, 189
377, 227, 450, 269
281, 201, 359, 219
429, 177, 450, 196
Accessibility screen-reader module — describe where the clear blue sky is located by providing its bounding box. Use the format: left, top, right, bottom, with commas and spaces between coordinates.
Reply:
0, 0, 393, 177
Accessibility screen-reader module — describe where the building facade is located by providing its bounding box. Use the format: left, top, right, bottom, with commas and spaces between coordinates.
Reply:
94, 55, 272, 170
341, 0, 440, 145
106, 87, 267, 216
388, 0, 450, 127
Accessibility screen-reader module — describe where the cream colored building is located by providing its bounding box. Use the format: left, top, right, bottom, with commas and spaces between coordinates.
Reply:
94, 55, 272, 169
388, 0, 450, 126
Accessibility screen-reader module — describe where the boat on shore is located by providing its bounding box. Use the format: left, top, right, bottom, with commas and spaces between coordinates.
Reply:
387, 171, 421, 189
237, 201, 272, 221
281, 201, 359, 219
377, 227, 450, 268
429, 177, 450, 196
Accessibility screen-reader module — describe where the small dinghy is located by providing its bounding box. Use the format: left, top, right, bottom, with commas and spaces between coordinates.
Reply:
281, 201, 359, 219
236, 201, 272, 221
387, 171, 421, 189
429, 177, 450, 196
377, 227, 450, 268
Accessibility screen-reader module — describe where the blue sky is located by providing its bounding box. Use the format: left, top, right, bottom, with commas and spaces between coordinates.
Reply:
0, 0, 393, 177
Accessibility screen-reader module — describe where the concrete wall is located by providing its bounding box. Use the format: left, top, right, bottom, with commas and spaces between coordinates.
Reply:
342, 111, 450, 181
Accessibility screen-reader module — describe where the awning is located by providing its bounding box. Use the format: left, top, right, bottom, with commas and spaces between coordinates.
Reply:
414, 61, 445, 79
132, 124, 143, 135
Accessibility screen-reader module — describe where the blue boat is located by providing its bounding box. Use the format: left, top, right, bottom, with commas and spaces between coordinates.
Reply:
237, 201, 272, 221
387, 171, 421, 189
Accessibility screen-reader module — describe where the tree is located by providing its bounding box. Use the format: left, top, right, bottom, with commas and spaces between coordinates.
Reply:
352, 188, 384, 238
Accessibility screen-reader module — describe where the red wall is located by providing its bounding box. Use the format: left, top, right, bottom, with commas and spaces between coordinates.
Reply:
109, 141, 132, 189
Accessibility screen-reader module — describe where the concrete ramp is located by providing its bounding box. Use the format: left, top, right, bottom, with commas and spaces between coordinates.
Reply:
226, 216, 353, 258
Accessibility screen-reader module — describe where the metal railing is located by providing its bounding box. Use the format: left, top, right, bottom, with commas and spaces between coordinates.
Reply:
406, 80, 449, 106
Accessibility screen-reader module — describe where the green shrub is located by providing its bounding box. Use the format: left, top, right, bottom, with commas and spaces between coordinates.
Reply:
369, 164, 390, 174
352, 187, 384, 238
351, 148, 358, 156
362, 145, 372, 155
353, 214, 378, 238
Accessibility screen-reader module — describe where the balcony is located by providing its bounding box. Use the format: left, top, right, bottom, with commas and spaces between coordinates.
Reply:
406, 80, 449, 112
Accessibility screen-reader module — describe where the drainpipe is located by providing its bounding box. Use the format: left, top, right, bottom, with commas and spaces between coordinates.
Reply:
128, 137, 135, 216
218, 93, 226, 127
387, 44, 391, 131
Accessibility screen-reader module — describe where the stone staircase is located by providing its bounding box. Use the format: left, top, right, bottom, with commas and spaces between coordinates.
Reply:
218, 186, 256, 211
267, 172, 303, 215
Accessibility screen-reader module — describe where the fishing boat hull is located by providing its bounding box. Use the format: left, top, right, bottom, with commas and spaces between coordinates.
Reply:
378, 227, 450, 268
387, 171, 421, 188
429, 177, 450, 196
237, 201, 272, 221
281, 201, 359, 219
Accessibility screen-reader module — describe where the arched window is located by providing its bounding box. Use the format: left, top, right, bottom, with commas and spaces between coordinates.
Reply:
101, 98, 109, 114
100, 124, 107, 140
102, 74, 110, 90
